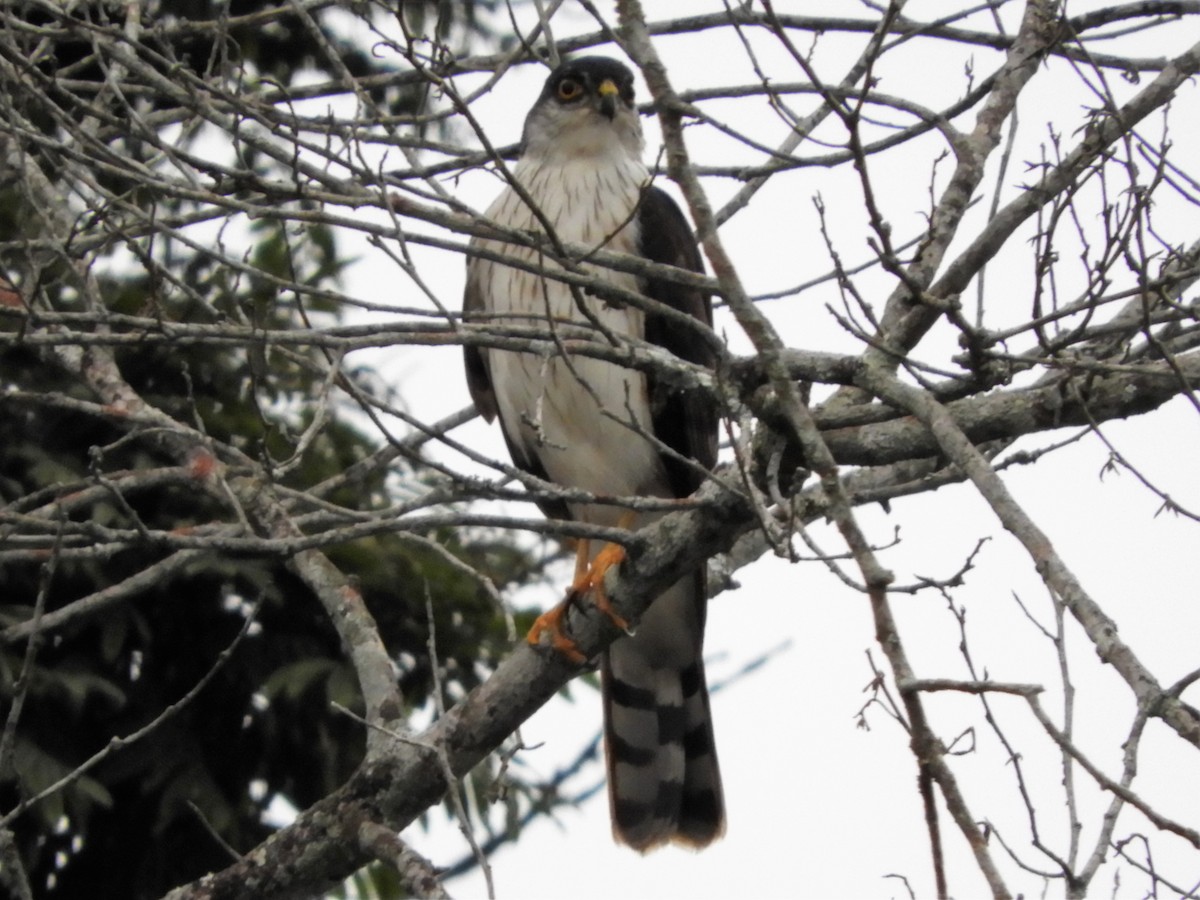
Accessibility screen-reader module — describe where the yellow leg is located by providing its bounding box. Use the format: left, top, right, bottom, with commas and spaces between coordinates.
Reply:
526, 515, 636, 660
574, 537, 591, 582
568, 540, 630, 632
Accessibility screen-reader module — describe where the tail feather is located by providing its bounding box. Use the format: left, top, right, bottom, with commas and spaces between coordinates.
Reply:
602, 570, 724, 851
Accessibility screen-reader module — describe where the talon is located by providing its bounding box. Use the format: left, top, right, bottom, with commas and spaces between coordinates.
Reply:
527, 537, 635, 659
569, 542, 630, 633
527, 602, 587, 664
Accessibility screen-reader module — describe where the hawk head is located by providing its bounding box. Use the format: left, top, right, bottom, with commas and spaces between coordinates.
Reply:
520, 56, 645, 163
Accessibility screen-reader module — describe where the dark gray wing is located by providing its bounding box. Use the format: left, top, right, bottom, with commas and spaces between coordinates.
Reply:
636, 185, 718, 498
462, 263, 498, 423
606, 187, 725, 852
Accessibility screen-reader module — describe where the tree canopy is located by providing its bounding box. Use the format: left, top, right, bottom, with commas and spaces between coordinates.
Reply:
2, 1, 1199, 898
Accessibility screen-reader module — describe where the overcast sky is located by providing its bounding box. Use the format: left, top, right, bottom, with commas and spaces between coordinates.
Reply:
321, 2, 1200, 897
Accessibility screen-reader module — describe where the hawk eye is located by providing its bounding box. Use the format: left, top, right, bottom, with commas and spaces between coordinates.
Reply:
556, 78, 583, 101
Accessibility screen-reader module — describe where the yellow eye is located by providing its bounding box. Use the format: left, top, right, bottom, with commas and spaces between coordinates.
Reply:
556, 78, 583, 101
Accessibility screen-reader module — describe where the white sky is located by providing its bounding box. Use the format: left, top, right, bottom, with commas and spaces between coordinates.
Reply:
319, 2, 1200, 897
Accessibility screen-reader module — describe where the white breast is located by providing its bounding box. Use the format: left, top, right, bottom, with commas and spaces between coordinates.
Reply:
471, 155, 669, 526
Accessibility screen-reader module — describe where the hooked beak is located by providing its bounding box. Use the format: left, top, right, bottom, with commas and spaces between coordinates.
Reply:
597, 77, 619, 120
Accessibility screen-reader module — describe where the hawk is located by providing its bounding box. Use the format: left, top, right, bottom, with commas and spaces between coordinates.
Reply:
462, 56, 724, 851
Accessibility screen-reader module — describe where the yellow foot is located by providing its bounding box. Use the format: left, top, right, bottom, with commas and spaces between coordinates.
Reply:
527, 602, 587, 664
526, 539, 633, 661
568, 541, 630, 633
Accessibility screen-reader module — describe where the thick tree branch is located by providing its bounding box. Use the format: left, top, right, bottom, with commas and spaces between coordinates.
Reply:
164, 480, 755, 900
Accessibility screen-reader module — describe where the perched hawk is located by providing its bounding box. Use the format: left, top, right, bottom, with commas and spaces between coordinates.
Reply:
462, 56, 724, 851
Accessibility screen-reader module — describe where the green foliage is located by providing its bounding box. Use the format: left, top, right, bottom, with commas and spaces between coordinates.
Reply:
0, 2, 548, 897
